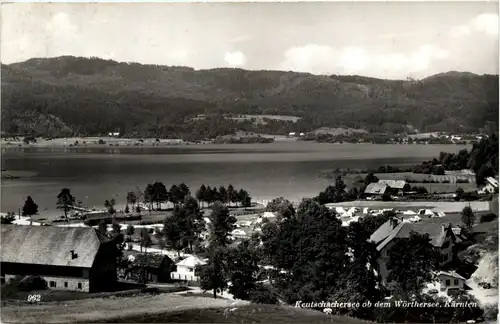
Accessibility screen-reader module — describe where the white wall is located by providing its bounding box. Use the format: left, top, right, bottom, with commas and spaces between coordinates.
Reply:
5, 274, 90, 292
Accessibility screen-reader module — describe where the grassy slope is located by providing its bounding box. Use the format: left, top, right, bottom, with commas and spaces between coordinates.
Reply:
94, 304, 369, 324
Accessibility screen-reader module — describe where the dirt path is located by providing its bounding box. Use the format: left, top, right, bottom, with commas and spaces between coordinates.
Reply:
1, 293, 249, 323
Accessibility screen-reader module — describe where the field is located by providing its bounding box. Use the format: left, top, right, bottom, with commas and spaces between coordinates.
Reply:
97, 304, 367, 324
0, 291, 251, 323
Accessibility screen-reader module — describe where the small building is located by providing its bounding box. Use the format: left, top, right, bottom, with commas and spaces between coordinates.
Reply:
377, 180, 410, 195
0, 225, 117, 292
433, 271, 467, 295
125, 253, 174, 283
288, 132, 296, 137
170, 255, 207, 282
364, 183, 389, 197
478, 177, 499, 194
108, 132, 120, 137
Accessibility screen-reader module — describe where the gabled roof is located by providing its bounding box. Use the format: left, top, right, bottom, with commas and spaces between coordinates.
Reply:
364, 183, 388, 195
369, 219, 396, 244
176, 255, 207, 267
131, 253, 173, 269
437, 271, 466, 281
0, 225, 109, 268
376, 222, 453, 251
486, 177, 499, 188
378, 180, 407, 189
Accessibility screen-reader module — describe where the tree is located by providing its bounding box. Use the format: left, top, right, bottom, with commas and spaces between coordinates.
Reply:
144, 184, 155, 211
199, 246, 229, 299
227, 184, 238, 207
461, 206, 475, 230
169, 184, 183, 206
104, 199, 116, 215
98, 220, 108, 234
238, 189, 252, 208
204, 185, 214, 206
208, 202, 236, 247
228, 239, 260, 300
387, 232, 438, 295
218, 186, 228, 205
163, 209, 188, 257
455, 187, 464, 201
1, 212, 16, 224
22, 196, 39, 222
195, 185, 207, 208
111, 220, 122, 237
124, 205, 130, 213
179, 183, 191, 201
56, 188, 75, 221
315, 176, 348, 204
152, 182, 168, 210
265, 197, 295, 222
126, 191, 137, 210
126, 224, 135, 241
140, 227, 152, 252
364, 172, 379, 185
181, 196, 206, 251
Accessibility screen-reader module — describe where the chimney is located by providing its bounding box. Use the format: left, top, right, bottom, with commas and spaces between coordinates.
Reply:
70, 250, 78, 260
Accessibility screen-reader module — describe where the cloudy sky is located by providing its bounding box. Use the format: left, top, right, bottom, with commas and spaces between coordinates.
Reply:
1, 2, 498, 79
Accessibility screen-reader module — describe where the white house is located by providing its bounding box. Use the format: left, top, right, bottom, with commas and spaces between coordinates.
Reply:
424, 271, 467, 297
108, 132, 120, 137
288, 132, 296, 137
170, 255, 207, 282
478, 177, 499, 194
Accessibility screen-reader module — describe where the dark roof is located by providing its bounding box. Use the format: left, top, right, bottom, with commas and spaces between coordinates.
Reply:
131, 253, 172, 269
364, 183, 388, 195
376, 222, 453, 251
0, 225, 109, 268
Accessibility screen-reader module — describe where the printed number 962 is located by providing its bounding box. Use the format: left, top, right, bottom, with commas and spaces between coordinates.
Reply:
27, 294, 41, 302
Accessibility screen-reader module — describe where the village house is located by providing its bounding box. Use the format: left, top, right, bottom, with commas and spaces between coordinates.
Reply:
125, 253, 174, 283
377, 180, 410, 195
170, 255, 207, 282
364, 183, 389, 198
478, 177, 499, 194
369, 219, 455, 289
0, 225, 117, 292
424, 271, 467, 298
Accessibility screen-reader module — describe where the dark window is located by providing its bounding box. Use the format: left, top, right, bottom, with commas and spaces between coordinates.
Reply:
78, 283, 82, 289
50, 281, 56, 288
64, 282, 68, 288
445, 279, 450, 286
454, 279, 459, 286
442, 241, 450, 249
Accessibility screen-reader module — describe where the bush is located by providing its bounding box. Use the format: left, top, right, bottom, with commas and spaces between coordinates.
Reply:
249, 285, 279, 305
480, 213, 497, 223
483, 304, 498, 321
17, 276, 48, 292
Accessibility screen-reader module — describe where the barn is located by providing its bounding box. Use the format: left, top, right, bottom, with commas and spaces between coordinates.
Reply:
0, 225, 118, 292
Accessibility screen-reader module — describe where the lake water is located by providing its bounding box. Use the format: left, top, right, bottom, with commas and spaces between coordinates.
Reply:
1, 142, 469, 217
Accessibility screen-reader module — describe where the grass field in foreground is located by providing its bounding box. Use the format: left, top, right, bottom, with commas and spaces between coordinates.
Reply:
95, 304, 369, 323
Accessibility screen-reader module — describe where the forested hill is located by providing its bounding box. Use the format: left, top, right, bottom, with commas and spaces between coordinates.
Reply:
2, 56, 498, 139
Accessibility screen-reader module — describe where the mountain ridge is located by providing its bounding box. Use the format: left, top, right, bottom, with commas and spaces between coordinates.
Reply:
1, 56, 498, 139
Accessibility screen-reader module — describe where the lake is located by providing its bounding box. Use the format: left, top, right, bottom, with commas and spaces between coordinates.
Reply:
1, 142, 470, 217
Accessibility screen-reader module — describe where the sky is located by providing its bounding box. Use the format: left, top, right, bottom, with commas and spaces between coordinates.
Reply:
1, 2, 498, 79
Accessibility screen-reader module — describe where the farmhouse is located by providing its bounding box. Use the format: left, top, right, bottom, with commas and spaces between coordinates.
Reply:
478, 177, 499, 194
0, 225, 117, 292
377, 180, 410, 195
369, 219, 455, 288
364, 183, 388, 197
170, 255, 207, 282
125, 253, 174, 283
